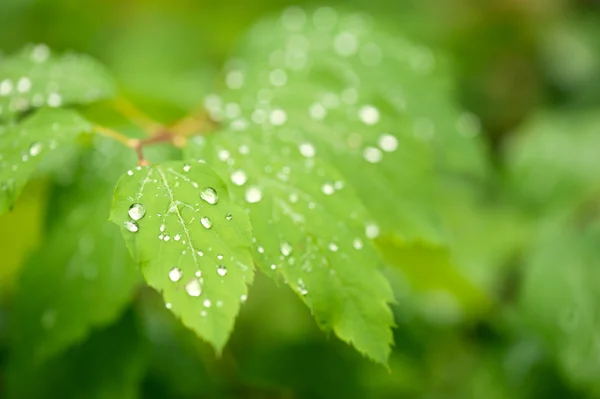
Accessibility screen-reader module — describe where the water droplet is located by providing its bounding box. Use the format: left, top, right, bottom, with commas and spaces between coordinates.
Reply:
280, 241, 293, 256
297, 279, 308, 296
363, 147, 383, 163
203, 299, 212, 308
197, 250, 204, 256
269, 69, 287, 86
231, 170, 247, 186
200, 217, 213, 229
47, 92, 62, 107
225, 213, 233, 221
353, 238, 363, 250
125, 220, 139, 233
271, 264, 277, 270
240, 294, 248, 302
299, 142, 316, 158
31, 44, 50, 62
163, 235, 171, 241
365, 223, 380, 239
226, 70, 244, 90
160, 224, 166, 232
185, 279, 202, 297
169, 267, 183, 282
334, 32, 359, 57
333, 180, 344, 190
200, 187, 218, 205
174, 234, 181, 241
358, 105, 380, 125
289, 192, 299, 203
269, 109, 287, 126
328, 242, 339, 252
0, 79, 12, 96
257, 246, 265, 254
217, 265, 228, 276
17, 77, 31, 93
238, 144, 250, 155
321, 183, 335, 195
183, 163, 191, 172
128, 203, 146, 221
216, 300, 224, 308
127, 170, 133, 176
29, 142, 43, 157
165, 302, 172, 309
217, 254, 224, 260
218, 149, 230, 161
245, 186, 262, 203
309, 103, 327, 120
378, 134, 398, 152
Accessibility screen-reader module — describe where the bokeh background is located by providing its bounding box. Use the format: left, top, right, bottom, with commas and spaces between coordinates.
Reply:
1, 0, 600, 398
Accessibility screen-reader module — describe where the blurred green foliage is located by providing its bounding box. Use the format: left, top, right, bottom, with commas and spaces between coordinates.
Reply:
0, 0, 599, 398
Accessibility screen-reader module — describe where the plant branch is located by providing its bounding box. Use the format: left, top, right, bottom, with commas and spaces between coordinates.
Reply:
113, 97, 163, 135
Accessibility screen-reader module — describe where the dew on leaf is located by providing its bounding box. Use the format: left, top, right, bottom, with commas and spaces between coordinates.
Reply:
216, 300, 224, 308
28, 142, 43, 157
17, 77, 32, 93
269, 109, 287, 126
174, 234, 181, 241
128, 203, 146, 221
160, 224, 166, 232
200, 187, 219, 205
183, 163, 191, 172
203, 299, 212, 308
47, 92, 62, 107
353, 238, 363, 250
165, 302, 172, 309
280, 241, 293, 256
217, 254, 224, 260
358, 105, 380, 125
197, 250, 204, 256
365, 223, 380, 239
124, 220, 139, 233
271, 264, 277, 270
231, 170, 248, 186
31, 43, 50, 62
297, 279, 308, 296
225, 213, 233, 220
363, 147, 383, 163
163, 235, 171, 241
185, 279, 202, 297
257, 246, 265, 254
299, 142, 316, 158
200, 216, 213, 229
321, 183, 335, 195
195, 271, 202, 278
127, 170, 133, 176
200, 310, 207, 317
0, 79, 13, 96
240, 294, 248, 302
217, 265, 228, 276
245, 186, 262, 203
169, 267, 183, 282
238, 144, 250, 155
378, 134, 398, 152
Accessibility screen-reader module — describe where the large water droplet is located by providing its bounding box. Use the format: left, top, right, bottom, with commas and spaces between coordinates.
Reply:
200, 217, 213, 229
29, 142, 43, 157
217, 265, 228, 276
231, 170, 247, 186
280, 241, 293, 256
169, 267, 183, 282
124, 220, 139, 233
200, 187, 219, 205
128, 203, 146, 221
245, 186, 262, 203
378, 134, 398, 152
185, 279, 202, 297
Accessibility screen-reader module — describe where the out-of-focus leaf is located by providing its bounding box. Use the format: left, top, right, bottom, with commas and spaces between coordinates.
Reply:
0, 108, 91, 214
518, 218, 600, 395
7, 309, 150, 399
0, 180, 47, 295
506, 110, 600, 213
10, 138, 141, 364
0, 44, 115, 120
110, 161, 254, 353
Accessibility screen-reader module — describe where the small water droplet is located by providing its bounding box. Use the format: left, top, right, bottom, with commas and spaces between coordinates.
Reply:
218, 149, 230, 161
363, 147, 383, 163
183, 163, 191, 172
257, 246, 265, 254
47, 92, 62, 107
353, 238, 363, 250
165, 302, 172, 309
217, 264, 228, 276
365, 223, 380, 239
299, 142, 316, 158
289, 193, 299, 203
297, 279, 308, 296
378, 134, 398, 152
269, 109, 287, 126
185, 279, 202, 297
29, 142, 43, 157
231, 170, 247, 186
280, 241, 293, 256
226, 70, 244, 90
163, 235, 171, 241
128, 203, 146, 221
169, 267, 183, 282
197, 250, 204, 256
328, 242, 339, 252
127, 170, 133, 176
245, 186, 262, 203
17, 77, 31, 93
240, 294, 248, 302
200, 187, 219, 205
174, 234, 181, 241
225, 213, 233, 220
309, 103, 327, 120
217, 254, 224, 260
200, 310, 208, 317
321, 183, 335, 195
124, 220, 139, 233
200, 217, 213, 229
358, 105, 380, 125
160, 224, 166, 232
216, 300, 224, 308
203, 299, 212, 308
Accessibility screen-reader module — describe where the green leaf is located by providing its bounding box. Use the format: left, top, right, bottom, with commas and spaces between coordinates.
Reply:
518, 219, 600, 395
7, 309, 149, 399
10, 140, 141, 364
0, 44, 115, 120
110, 161, 254, 352
0, 108, 91, 214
